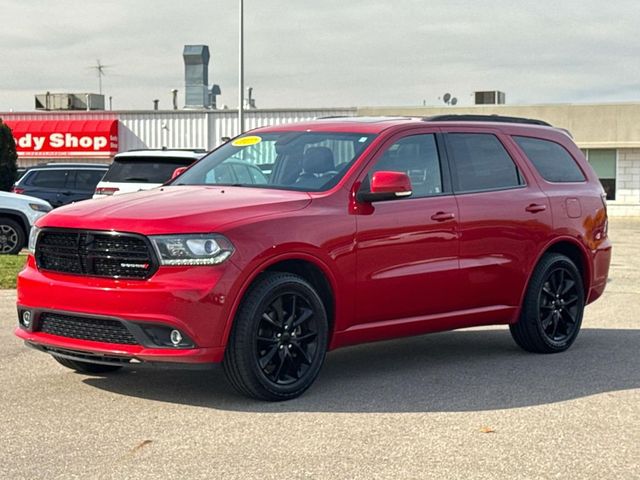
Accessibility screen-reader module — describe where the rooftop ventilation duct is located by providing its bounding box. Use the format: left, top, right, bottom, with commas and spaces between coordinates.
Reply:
183, 45, 220, 109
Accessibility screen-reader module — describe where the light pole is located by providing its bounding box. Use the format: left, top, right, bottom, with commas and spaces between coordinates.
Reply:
238, 0, 245, 135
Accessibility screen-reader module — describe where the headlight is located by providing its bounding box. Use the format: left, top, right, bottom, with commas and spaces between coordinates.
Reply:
150, 234, 234, 266
28, 226, 41, 253
29, 203, 52, 213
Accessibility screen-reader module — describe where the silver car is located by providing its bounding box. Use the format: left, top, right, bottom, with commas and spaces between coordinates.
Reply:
0, 191, 52, 254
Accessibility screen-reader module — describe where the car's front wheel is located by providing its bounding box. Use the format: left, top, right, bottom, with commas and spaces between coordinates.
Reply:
0, 218, 25, 255
510, 253, 585, 353
223, 272, 329, 401
53, 356, 123, 374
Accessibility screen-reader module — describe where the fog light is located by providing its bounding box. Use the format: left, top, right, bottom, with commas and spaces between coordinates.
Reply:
170, 329, 183, 346
21, 311, 32, 328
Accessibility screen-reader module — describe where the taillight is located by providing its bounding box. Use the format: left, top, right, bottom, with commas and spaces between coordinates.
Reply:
95, 187, 119, 196
11, 186, 24, 194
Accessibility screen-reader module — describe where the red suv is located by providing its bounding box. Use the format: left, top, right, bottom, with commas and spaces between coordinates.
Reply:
16, 115, 612, 401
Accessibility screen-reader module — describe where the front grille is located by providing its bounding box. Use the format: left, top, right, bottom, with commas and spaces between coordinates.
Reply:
39, 312, 138, 345
36, 229, 156, 279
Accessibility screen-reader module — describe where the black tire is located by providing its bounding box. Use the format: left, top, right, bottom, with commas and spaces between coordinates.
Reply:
510, 253, 585, 353
223, 272, 329, 401
53, 356, 123, 374
0, 218, 25, 255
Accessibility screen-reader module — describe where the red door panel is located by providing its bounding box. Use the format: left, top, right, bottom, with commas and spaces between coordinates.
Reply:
354, 196, 460, 326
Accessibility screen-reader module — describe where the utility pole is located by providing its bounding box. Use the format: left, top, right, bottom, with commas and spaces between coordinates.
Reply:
238, 0, 245, 135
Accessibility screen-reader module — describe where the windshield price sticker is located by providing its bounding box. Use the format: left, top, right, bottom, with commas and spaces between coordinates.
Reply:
232, 136, 262, 147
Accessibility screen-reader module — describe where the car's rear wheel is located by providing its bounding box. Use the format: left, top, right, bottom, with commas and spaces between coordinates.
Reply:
53, 356, 123, 374
223, 272, 328, 401
0, 218, 25, 255
510, 253, 585, 353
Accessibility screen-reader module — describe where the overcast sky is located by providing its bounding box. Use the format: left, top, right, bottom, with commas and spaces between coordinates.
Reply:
1, 0, 639, 111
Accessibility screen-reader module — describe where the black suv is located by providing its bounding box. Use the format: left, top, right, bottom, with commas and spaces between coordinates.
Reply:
12, 163, 108, 207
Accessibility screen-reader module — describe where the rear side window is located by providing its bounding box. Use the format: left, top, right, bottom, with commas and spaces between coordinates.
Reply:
28, 170, 68, 188
71, 170, 106, 191
102, 158, 195, 183
446, 133, 523, 192
514, 136, 585, 182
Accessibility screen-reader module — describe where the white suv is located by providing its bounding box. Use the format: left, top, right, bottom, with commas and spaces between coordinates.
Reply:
0, 191, 52, 254
93, 150, 204, 198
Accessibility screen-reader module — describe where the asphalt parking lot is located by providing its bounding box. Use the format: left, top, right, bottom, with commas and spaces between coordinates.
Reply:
1, 219, 638, 480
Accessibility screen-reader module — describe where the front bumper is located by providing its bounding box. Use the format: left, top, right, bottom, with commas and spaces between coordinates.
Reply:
16, 255, 241, 364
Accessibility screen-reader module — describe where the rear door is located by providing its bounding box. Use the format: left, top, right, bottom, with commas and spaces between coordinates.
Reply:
353, 129, 460, 328
58, 169, 106, 205
443, 128, 553, 313
22, 169, 69, 207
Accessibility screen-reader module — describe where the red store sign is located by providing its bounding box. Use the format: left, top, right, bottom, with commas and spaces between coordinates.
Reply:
4, 119, 118, 157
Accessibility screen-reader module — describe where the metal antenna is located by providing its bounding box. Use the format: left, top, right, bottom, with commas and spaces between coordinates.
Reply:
91, 59, 108, 94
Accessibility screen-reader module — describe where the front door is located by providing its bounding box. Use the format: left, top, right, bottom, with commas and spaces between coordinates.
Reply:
353, 131, 460, 329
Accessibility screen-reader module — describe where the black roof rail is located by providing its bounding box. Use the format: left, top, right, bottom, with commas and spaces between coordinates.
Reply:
424, 114, 552, 127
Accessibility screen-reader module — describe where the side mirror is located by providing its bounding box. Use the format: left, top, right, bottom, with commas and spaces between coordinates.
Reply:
357, 171, 412, 203
171, 166, 188, 180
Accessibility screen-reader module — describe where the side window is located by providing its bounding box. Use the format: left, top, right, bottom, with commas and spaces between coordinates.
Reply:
363, 134, 443, 198
447, 133, 522, 192
514, 136, 586, 183
73, 170, 106, 191
29, 170, 68, 188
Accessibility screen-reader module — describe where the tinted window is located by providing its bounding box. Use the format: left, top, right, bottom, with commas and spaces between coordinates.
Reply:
362, 134, 443, 198
232, 164, 253, 184
175, 132, 375, 192
102, 158, 195, 183
29, 170, 68, 188
514, 136, 585, 183
72, 170, 106, 191
447, 133, 522, 192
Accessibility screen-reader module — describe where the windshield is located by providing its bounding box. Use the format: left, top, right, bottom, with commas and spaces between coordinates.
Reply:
173, 132, 376, 191
103, 157, 196, 183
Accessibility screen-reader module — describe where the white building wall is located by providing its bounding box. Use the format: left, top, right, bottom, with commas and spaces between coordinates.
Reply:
609, 148, 640, 216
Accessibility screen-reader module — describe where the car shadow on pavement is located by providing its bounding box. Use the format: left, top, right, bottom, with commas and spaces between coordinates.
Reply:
83, 327, 640, 413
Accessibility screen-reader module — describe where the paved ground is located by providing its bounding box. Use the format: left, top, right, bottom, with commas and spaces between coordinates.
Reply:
1, 220, 638, 479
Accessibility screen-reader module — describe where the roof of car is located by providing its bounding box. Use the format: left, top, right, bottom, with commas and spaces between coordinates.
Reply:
115, 149, 206, 160
251, 115, 558, 135
24, 163, 109, 175
25, 163, 109, 170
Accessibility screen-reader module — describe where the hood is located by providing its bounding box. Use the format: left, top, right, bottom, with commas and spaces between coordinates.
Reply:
38, 186, 311, 234
0, 191, 51, 207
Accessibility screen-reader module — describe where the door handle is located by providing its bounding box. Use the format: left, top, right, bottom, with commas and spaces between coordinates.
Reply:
430, 211, 455, 222
525, 203, 547, 213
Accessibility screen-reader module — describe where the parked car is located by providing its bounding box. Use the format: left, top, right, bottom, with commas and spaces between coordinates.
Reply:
16, 115, 611, 401
93, 150, 204, 198
0, 191, 51, 254
12, 163, 108, 208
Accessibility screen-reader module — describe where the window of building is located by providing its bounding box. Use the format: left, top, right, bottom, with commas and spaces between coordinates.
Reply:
586, 149, 617, 200
446, 133, 523, 193
514, 136, 585, 183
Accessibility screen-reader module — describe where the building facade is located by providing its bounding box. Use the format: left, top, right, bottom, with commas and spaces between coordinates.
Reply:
1, 102, 639, 216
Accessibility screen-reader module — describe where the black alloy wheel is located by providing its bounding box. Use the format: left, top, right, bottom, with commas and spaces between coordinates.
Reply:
538, 266, 581, 343
223, 272, 328, 401
0, 219, 24, 255
510, 253, 585, 353
256, 292, 320, 386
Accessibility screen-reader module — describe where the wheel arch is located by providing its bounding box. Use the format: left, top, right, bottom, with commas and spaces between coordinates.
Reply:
221, 252, 339, 351
518, 237, 592, 317
0, 209, 30, 237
